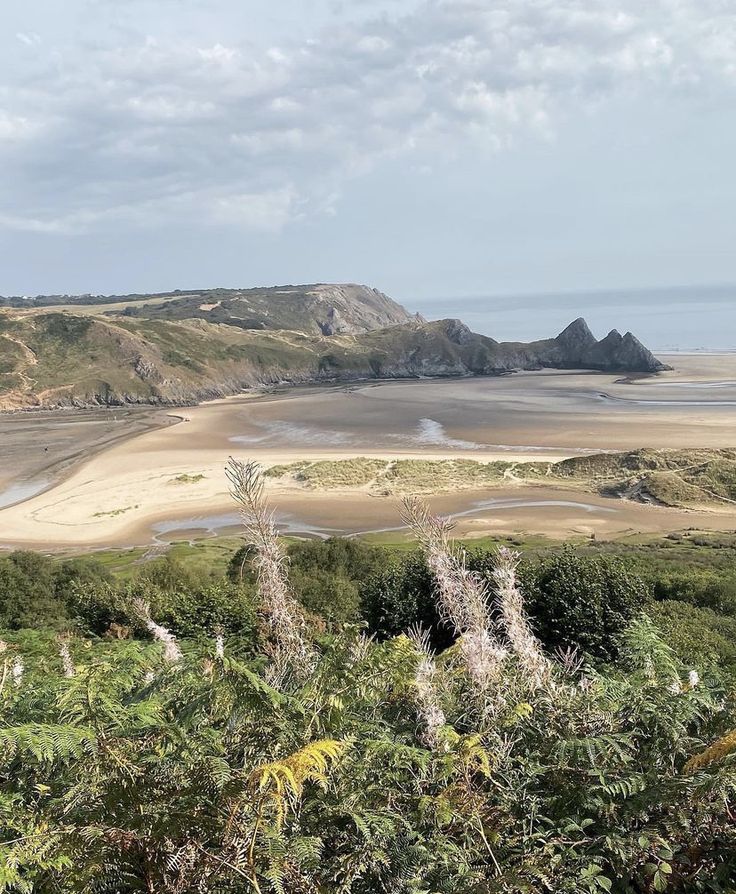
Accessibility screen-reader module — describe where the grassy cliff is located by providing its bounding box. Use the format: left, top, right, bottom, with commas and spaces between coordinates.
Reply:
0, 288, 667, 409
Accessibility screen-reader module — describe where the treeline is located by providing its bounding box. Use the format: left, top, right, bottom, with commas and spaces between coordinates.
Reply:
2, 538, 736, 672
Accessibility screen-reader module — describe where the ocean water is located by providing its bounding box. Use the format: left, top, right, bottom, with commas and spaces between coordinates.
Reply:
415, 284, 736, 352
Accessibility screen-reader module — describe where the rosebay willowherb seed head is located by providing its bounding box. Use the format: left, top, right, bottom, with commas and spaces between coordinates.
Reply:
493, 547, 550, 689
133, 598, 183, 664
401, 497, 506, 690
408, 625, 446, 748
226, 457, 316, 685
57, 638, 76, 678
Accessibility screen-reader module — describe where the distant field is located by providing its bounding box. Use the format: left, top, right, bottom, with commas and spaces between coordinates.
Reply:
9, 293, 180, 316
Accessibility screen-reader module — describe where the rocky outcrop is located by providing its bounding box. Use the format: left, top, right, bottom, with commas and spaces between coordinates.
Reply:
0, 299, 669, 410
554, 317, 599, 361
376, 317, 669, 377
306, 284, 413, 334
583, 330, 669, 373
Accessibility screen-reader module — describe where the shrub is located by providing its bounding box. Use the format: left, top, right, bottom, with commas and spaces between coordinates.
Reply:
648, 569, 736, 617
519, 548, 650, 661
152, 581, 259, 642
360, 552, 454, 650
136, 554, 212, 593
229, 538, 384, 625
71, 578, 259, 643
54, 557, 114, 601
287, 537, 383, 582
289, 568, 361, 625
0, 551, 69, 630
1, 486, 735, 894
648, 599, 736, 671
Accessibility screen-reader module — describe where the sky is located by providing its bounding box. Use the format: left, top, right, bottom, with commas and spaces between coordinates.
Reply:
1, 0, 735, 302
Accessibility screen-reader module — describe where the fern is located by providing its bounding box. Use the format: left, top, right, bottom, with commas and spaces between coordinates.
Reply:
0, 724, 96, 763
685, 728, 736, 774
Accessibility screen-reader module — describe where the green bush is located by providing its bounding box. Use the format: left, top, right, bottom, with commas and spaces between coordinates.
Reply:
152, 581, 259, 642
290, 568, 361, 625
0, 551, 69, 630
53, 557, 114, 602
360, 552, 454, 649
228, 538, 384, 625
288, 539, 383, 624
360, 547, 650, 662
648, 599, 736, 671
647, 569, 736, 617
519, 549, 650, 662
70, 578, 259, 642
137, 554, 213, 593
69, 580, 137, 636
287, 538, 383, 582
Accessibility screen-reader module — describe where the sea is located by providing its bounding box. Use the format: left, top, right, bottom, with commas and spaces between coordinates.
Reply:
415, 284, 736, 353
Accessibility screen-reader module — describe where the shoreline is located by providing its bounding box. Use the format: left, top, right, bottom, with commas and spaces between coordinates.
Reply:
0, 407, 184, 507
0, 354, 693, 417
2, 355, 736, 549
3, 350, 733, 419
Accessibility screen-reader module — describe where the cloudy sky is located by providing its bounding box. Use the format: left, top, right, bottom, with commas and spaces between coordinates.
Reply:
1, 0, 735, 301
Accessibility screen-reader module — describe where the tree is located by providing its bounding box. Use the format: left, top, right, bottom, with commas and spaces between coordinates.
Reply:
54, 557, 113, 602
290, 567, 361, 625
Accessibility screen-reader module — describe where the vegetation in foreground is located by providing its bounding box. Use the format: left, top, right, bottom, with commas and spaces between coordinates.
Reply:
0, 462, 735, 891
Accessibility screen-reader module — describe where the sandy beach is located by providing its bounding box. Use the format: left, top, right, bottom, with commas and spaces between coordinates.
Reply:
2, 354, 736, 548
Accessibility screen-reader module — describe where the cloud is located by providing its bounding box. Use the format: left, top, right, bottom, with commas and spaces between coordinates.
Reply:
0, 0, 733, 236
0, 111, 39, 143
210, 187, 300, 230
16, 32, 42, 48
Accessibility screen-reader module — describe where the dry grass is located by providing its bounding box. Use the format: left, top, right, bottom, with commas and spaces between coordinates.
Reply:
264, 450, 736, 510
267, 458, 387, 489
266, 457, 510, 494
92, 505, 139, 518
383, 459, 507, 493
170, 473, 207, 485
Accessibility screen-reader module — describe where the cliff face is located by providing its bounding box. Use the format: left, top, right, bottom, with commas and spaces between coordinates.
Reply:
0, 294, 669, 410
371, 318, 669, 378
301, 284, 421, 334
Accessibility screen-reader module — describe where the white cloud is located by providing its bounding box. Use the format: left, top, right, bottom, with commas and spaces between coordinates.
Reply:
0, 111, 39, 142
16, 32, 42, 48
0, 0, 733, 236
210, 187, 299, 230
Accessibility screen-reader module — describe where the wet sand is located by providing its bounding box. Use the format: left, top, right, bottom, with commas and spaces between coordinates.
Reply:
2, 354, 736, 547
146, 488, 736, 545
0, 407, 180, 507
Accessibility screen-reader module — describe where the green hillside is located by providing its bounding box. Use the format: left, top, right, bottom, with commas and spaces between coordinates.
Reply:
0, 289, 667, 409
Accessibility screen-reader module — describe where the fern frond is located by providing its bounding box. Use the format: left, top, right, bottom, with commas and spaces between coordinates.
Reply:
685, 728, 736, 774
